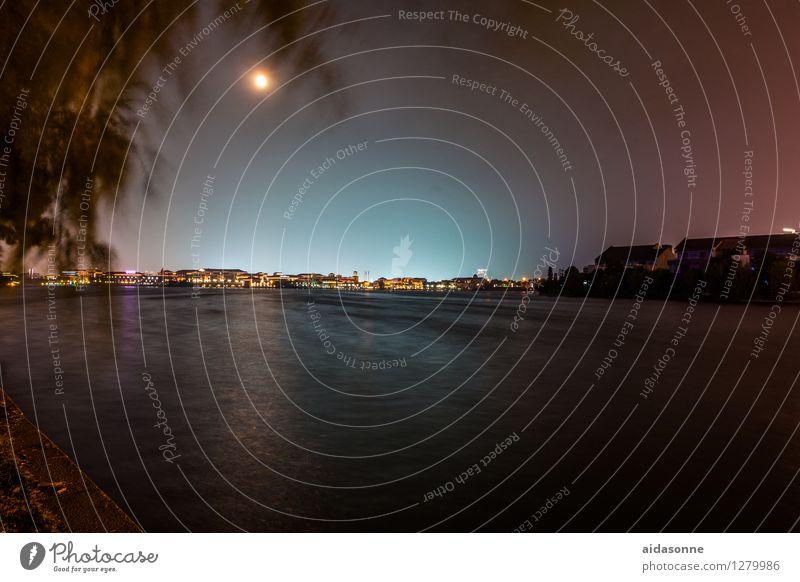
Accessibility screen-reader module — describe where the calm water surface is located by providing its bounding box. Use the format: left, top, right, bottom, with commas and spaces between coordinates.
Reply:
1, 287, 798, 531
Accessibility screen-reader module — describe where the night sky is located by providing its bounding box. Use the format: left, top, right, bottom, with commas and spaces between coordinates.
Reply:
88, 0, 800, 279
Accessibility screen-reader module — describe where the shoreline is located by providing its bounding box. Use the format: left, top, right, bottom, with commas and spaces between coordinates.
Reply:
5, 285, 800, 305
0, 388, 141, 533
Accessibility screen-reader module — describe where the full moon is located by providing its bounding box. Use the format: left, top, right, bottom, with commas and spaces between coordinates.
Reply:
254, 73, 269, 89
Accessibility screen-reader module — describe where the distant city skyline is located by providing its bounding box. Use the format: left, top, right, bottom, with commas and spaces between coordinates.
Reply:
16, 227, 799, 283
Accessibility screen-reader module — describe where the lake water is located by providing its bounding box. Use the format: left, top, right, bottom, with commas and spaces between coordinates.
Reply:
1, 287, 798, 531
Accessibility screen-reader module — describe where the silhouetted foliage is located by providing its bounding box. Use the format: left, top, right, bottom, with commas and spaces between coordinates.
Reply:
0, 1, 335, 270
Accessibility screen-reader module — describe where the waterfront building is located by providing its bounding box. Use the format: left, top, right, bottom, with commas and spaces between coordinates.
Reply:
594, 244, 675, 271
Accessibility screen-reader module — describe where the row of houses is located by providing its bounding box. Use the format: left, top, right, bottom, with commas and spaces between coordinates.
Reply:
167, 270, 430, 290
23, 231, 797, 290
32, 267, 532, 292
590, 232, 800, 273
34, 268, 435, 291
42, 269, 364, 289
